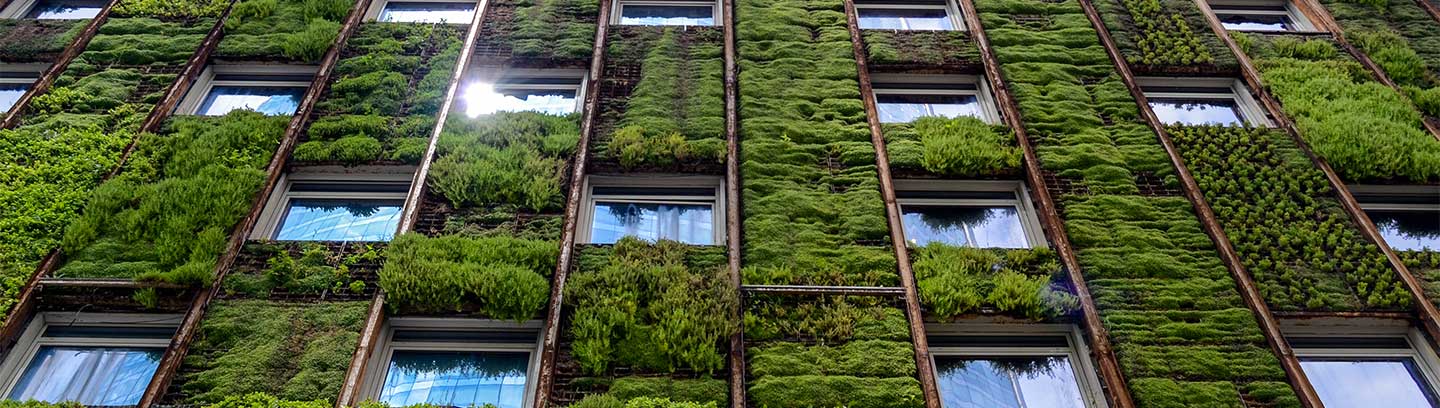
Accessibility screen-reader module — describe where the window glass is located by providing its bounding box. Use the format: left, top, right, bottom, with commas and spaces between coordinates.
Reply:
1217, 13, 1293, 31
591, 201, 714, 245
1301, 359, 1440, 408
197, 86, 305, 116
26, 0, 104, 19
7, 346, 162, 405
464, 83, 578, 116
1148, 97, 1243, 125
877, 93, 981, 123
379, 350, 529, 408
379, 1, 477, 23
857, 8, 954, 30
902, 205, 1027, 248
935, 356, 1086, 408
0, 83, 28, 112
275, 199, 403, 242
1367, 209, 1440, 251
619, 4, 715, 26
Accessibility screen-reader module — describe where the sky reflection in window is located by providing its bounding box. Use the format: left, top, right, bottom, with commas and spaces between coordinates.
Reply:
463, 83, 578, 116
275, 199, 402, 242
1301, 359, 1440, 408
901, 205, 1027, 248
1149, 97, 1243, 125
198, 86, 305, 116
379, 2, 476, 23
619, 4, 715, 26
857, 8, 954, 30
877, 93, 981, 123
935, 356, 1086, 408
1367, 209, 1439, 251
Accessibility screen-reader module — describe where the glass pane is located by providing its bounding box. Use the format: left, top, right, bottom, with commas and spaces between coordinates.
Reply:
197, 86, 305, 116
1301, 358, 1440, 408
591, 201, 714, 245
619, 4, 715, 26
379, 350, 529, 408
275, 199, 403, 242
463, 83, 578, 116
935, 356, 1087, 408
877, 93, 982, 123
379, 1, 477, 23
7, 346, 163, 405
857, 8, 955, 30
1218, 13, 1293, 31
901, 205, 1027, 248
1367, 209, 1440, 251
0, 83, 28, 112
26, 0, 104, 19
1148, 97, 1244, 125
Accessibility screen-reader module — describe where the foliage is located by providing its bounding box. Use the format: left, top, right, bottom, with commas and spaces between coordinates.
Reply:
570, 377, 727, 408
217, 0, 352, 62
744, 296, 910, 342
114, 0, 230, 18
53, 112, 286, 285
429, 111, 579, 211
572, 396, 716, 408
1095, 0, 1222, 66
0, 402, 84, 408
1321, 0, 1440, 85
223, 243, 379, 297
379, 233, 553, 319
746, 312, 921, 408
205, 393, 331, 408
884, 116, 1020, 176
0, 19, 85, 63
912, 244, 1076, 319
863, 29, 979, 67
603, 28, 725, 169
181, 300, 368, 404
507, 0, 601, 60
1407, 250, 1440, 308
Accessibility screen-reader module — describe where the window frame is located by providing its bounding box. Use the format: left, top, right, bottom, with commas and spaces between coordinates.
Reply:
853, 0, 964, 31
364, 0, 480, 23
894, 179, 1047, 249
927, 322, 1111, 408
872, 73, 1002, 125
1348, 184, 1440, 251
0, 63, 45, 111
0, 312, 182, 400
1207, 0, 1319, 32
250, 167, 415, 241
1283, 318, 1440, 402
175, 64, 316, 117
0, 0, 104, 19
578, 174, 725, 245
609, 0, 722, 26
464, 68, 589, 117
360, 317, 544, 408
1138, 76, 1272, 127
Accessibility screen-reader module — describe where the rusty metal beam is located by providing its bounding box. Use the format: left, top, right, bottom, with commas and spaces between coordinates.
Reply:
741, 285, 907, 296
720, 0, 746, 404
1190, 0, 1440, 356
135, 0, 372, 405
0, 251, 61, 356
337, 291, 387, 406
954, 0, 1137, 405
838, 2, 940, 407
531, 1, 613, 406
1415, 0, 1440, 23
0, 0, 119, 129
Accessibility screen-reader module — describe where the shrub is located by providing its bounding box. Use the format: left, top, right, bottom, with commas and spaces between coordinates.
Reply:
913, 245, 1076, 318
378, 233, 554, 319
744, 297, 911, 342
114, 0, 230, 18
222, 243, 378, 297
885, 116, 1019, 176
428, 112, 580, 211
217, 0, 351, 62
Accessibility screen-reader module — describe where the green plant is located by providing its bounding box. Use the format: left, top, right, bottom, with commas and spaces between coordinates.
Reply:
1099, 0, 1218, 65
378, 233, 554, 319
114, 0, 230, 18
884, 116, 1020, 176
204, 393, 331, 408
862, 29, 979, 67
913, 244, 1076, 319
428, 112, 580, 211
0, 19, 85, 62
223, 243, 378, 297
743, 296, 911, 342
601, 28, 725, 169
217, 0, 350, 62
0, 401, 84, 408
508, 0, 601, 60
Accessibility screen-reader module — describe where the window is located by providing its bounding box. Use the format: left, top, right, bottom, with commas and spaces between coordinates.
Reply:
1208, 0, 1316, 32
855, 0, 962, 30
368, 0, 477, 23
463, 69, 586, 117
1351, 184, 1440, 252
580, 175, 723, 245
896, 180, 1045, 249
177, 65, 314, 116
929, 324, 1108, 408
613, 0, 719, 26
252, 169, 412, 242
0, 64, 43, 112
363, 319, 541, 408
873, 74, 1000, 124
0, 313, 179, 405
1139, 77, 1270, 126
0, 0, 104, 19
1286, 320, 1440, 408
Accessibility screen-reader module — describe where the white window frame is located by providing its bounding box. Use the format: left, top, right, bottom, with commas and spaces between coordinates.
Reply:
894, 179, 1047, 249
0, 0, 103, 19
465, 68, 589, 116
873, 73, 1002, 125
927, 322, 1110, 408
853, 0, 964, 31
250, 166, 415, 241
1207, 0, 1318, 32
610, 0, 722, 26
1283, 318, 1440, 399
1138, 77, 1272, 127
364, 0, 480, 23
361, 317, 544, 407
0, 63, 45, 111
578, 174, 725, 245
0, 312, 182, 398
175, 64, 316, 116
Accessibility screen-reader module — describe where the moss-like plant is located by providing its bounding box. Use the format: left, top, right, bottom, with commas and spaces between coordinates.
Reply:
204, 393, 332, 408
113, 0, 230, 18
913, 244, 1076, 319
0, 19, 85, 63
1094, 0, 1225, 66
378, 233, 553, 319
569, 377, 727, 408
180, 300, 368, 404
222, 242, 378, 297
884, 116, 1020, 176
1406, 250, 1440, 308
744, 296, 911, 342
572, 396, 715, 408
428, 112, 580, 212
216, 0, 351, 62
505, 0, 601, 60
746, 327, 922, 407
1319, 0, 1440, 118
601, 27, 725, 169
0, 401, 83, 408
862, 29, 979, 68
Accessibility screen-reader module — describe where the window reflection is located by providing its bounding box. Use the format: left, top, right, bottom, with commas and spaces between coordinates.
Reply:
1367, 210, 1440, 251
26, 0, 104, 19
275, 199, 403, 242
877, 93, 981, 123
1301, 359, 1440, 408
935, 356, 1086, 408
1148, 98, 1243, 125
0, 83, 28, 112
198, 86, 305, 116
1218, 13, 1293, 31
379, 1, 477, 23
8, 346, 162, 405
857, 8, 954, 30
464, 83, 578, 116
619, 4, 715, 26
591, 202, 713, 245
379, 350, 529, 408
902, 205, 1027, 248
